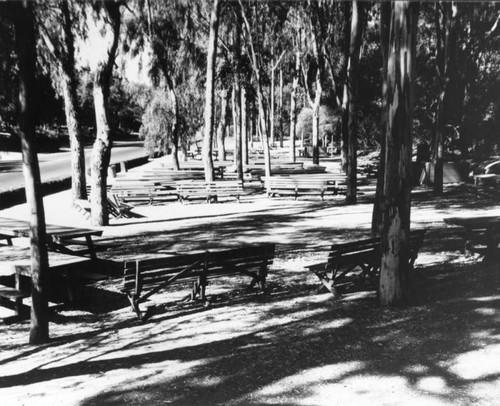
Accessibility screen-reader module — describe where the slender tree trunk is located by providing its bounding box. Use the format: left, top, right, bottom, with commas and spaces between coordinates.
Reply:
61, 0, 86, 201
61, 73, 86, 201
312, 103, 320, 164
372, 1, 390, 236
270, 59, 275, 147
241, 86, 248, 165
217, 88, 229, 161
166, 78, 180, 170
12, 1, 50, 344
379, 1, 419, 306
290, 51, 300, 162
202, 0, 221, 182
239, 1, 271, 184
433, 2, 457, 195
232, 83, 243, 180
89, 3, 121, 226
279, 66, 283, 148
340, 1, 351, 174
346, 0, 364, 205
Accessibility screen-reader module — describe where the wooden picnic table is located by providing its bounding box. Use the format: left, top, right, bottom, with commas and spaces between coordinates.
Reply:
0, 217, 103, 260
0, 245, 98, 321
443, 215, 500, 256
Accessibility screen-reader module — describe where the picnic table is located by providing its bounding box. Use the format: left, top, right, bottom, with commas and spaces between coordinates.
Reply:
0, 217, 103, 260
443, 215, 500, 256
0, 245, 101, 322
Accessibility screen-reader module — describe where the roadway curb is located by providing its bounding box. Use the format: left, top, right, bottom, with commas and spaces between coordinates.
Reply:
0, 155, 149, 210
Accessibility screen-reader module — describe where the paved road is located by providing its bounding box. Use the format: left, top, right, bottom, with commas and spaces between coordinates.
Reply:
0, 141, 147, 193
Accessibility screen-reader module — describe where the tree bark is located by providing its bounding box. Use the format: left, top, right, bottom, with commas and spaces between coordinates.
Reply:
241, 86, 248, 165
278, 66, 283, 148
60, 0, 86, 201
90, 1, 121, 226
379, 1, 419, 306
12, 1, 50, 344
433, 2, 457, 195
289, 51, 300, 163
371, 1, 390, 236
239, 1, 271, 186
232, 83, 243, 180
202, 0, 221, 182
216, 88, 229, 162
345, 0, 365, 205
165, 76, 180, 170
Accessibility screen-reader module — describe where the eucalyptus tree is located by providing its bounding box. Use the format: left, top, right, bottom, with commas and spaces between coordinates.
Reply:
371, 1, 390, 236
2, 0, 50, 344
344, 0, 367, 204
88, 0, 122, 226
433, 1, 459, 195
379, 1, 419, 306
127, 0, 205, 169
202, 0, 222, 182
239, 0, 275, 183
36, 0, 87, 202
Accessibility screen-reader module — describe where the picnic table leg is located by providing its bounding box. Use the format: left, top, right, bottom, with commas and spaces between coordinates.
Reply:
485, 226, 499, 257
85, 235, 97, 261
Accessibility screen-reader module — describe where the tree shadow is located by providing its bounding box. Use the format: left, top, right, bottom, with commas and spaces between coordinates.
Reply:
0, 258, 497, 406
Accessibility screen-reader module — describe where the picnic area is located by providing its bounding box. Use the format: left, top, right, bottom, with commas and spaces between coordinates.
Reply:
1, 1, 500, 405
1, 152, 499, 405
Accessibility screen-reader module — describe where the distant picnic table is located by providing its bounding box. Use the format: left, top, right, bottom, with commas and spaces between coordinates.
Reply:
0, 216, 103, 260
443, 215, 500, 256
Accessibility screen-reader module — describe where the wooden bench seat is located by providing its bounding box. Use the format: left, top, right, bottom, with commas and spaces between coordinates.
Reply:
122, 243, 275, 320
177, 180, 244, 203
111, 181, 176, 205
265, 175, 348, 200
306, 229, 426, 297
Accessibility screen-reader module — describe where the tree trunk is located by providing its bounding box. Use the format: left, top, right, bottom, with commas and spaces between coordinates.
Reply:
166, 78, 180, 170
61, 0, 86, 201
61, 73, 86, 202
241, 86, 248, 165
340, 0, 351, 174
433, 2, 457, 195
270, 60, 275, 147
202, 0, 221, 182
232, 83, 243, 180
239, 1, 271, 185
346, 0, 365, 205
379, 1, 419, 306
216, 88, 229, 162
89, 3, 121, 227
312, 102, 320, 164
371, 1, 391, 236
12, 1, 50, 344
289, 51, 299, 163
279, 66, 283, 148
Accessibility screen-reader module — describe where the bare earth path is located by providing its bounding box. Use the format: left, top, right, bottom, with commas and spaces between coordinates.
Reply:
0, 179, 499, 405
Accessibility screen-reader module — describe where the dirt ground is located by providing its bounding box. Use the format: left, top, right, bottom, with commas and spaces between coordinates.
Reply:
0, 168, 499, 406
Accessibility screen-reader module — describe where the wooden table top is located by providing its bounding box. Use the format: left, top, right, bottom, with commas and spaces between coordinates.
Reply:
443, 215, 500, 228
0, 217, 102, 241
0, 245, 91, 277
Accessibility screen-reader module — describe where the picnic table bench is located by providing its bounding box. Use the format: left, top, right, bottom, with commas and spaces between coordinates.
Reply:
111, 180, 176, 205
306, 229, 426, 297
264, 175, 348, 200
0, 217, 103, 260
0, 245, 106, 322
443, 215, 500, 257
122, 243, 276, 320
176, 180, 244, 203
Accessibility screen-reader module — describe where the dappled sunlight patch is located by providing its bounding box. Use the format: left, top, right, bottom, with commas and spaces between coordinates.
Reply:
473, 307, 497, 316
416, 376, 450, 395
246, 361, 363, 397
446, 344, 500, 380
